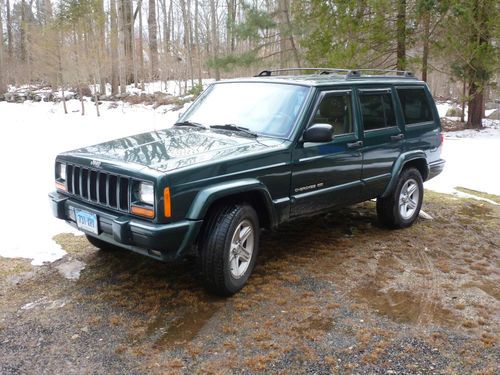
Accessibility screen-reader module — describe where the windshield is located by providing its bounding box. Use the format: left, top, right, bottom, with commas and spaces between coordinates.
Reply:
182, 82, 310, 138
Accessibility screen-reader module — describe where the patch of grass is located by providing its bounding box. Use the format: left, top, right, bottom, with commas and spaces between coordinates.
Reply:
0, 257, 32, 282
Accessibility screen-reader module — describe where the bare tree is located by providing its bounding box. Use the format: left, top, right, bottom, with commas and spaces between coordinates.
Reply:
6, 0, 12, 58
0, 0, 6, 94
396, 0, 407, 70
148, 0, 158, 78
117, 0, 127, 93
110, 0, 119, 94
209, 0, 220, 80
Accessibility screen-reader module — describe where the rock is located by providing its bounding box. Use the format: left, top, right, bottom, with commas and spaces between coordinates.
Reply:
419, 210, 433, 220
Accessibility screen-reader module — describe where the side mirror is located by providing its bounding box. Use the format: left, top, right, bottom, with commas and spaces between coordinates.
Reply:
303, 123, 333, 143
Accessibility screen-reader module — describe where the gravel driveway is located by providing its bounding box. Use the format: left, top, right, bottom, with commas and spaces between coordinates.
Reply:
0, 191, 498, 374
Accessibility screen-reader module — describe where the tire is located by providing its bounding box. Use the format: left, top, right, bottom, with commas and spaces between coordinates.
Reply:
85, 234, 121, 251
199, 204, 260, 296
376, 167, 424, 229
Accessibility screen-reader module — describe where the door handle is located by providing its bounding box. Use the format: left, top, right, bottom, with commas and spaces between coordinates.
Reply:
391, 134, 405, 141
347, 141, 363, 149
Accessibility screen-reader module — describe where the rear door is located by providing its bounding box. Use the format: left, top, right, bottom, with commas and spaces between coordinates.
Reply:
355, 87, 405, 200
290, 89, 363, 217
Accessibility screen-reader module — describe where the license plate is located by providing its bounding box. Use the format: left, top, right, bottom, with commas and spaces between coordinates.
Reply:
75, 209, 99, 235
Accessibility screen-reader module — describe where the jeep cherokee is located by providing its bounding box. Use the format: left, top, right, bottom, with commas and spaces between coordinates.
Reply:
49, 68, 445, 295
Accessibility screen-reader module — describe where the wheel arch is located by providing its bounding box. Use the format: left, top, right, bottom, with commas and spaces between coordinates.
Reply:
380, 152, 429, 198
186, 179, 277, 230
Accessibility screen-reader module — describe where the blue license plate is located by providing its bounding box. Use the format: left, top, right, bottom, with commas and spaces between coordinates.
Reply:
75, 209, 98, 235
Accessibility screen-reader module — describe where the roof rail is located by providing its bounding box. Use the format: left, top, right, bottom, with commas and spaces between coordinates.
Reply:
255, 68, 416, 79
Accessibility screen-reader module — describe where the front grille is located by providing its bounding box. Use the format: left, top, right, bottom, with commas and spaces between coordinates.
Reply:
65, 164, 130, 212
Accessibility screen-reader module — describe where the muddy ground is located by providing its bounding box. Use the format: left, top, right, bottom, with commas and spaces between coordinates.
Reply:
0, 191, 498, 374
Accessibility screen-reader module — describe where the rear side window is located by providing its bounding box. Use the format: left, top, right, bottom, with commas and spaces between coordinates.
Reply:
359, 91, 396, 131
397, 88, 433, 125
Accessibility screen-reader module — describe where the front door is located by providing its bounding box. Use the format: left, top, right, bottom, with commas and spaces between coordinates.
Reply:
290, 89, 363, 217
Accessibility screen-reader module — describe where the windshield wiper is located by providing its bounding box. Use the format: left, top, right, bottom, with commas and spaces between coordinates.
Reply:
210, 124, 258, 137
174, 120, 207, 129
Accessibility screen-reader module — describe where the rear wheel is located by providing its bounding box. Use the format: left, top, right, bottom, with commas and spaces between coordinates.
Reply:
377, 167, 423, 228
85, 234, 121, 251
199, 204, 260, 296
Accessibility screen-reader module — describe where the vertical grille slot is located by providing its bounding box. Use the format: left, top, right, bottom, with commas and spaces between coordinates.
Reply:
89, 171, 98, 201
81, 169, 89, 199
98, 173, 107, 205
64, 164, 133, 213
73, 166, 81, 195
119, 178, 129, 211
67, 165, 74, 194
108, 175, 118, 208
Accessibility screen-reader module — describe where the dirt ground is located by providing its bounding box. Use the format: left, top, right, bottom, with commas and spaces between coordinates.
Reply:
0, 191, 498, 374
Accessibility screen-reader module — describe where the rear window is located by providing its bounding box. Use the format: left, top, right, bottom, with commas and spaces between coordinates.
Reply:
397, 88, 433, 125
359, 91, 396, 131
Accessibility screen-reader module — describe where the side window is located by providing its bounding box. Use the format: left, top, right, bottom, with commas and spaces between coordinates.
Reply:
397, 88, 433, 125
359, 91, 396, 131
313, 93, 353, 136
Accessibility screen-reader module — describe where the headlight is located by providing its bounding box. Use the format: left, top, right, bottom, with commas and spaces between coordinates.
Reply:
57, 163, 66, 181
137, 182, 154, 205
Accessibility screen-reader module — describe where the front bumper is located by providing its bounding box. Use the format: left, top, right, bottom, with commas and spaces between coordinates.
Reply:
427, 159, 446, 180
49, 192, 203, 261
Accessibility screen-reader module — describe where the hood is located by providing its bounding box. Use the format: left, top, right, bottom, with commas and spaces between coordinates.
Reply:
62, 127, 287, 172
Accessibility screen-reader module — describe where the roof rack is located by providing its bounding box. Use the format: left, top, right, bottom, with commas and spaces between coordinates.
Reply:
255, 68, 416, 79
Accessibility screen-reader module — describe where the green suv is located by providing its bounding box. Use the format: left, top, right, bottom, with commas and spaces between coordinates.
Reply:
49, 68, 445, 295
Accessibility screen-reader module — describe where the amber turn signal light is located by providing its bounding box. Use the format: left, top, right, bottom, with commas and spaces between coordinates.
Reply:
164, 187, 172, 218
55, 181, 66, 191
131, 205, 155, 219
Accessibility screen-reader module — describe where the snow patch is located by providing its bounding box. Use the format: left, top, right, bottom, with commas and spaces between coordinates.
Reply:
56, 259, 86, 280
425, 119, 500, 197
21, 297, 68, 310
0, 99, 184, 265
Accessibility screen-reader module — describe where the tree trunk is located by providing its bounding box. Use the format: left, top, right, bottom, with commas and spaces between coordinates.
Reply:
117, 0, 127, 94
20, 0, 27, 63
138, 1, 145, 90
421, 9, 430, 82
285, 0, 300, 67
467, 82, 483, 128
209, 0, 220, 80
226, 0, 236, 52
98, 0, 106, 95
148, 0, 159, 79
0, 0, 5, 94
396, 0, 406, 70
195, 0, 202, 85
461, 80, 466, 123
6, 0, 12, 58
180, 0, 194, 86
110, 0, 119, 95
278, 0, 288, 68
56, 24, 67, 114
466, 0, 491, 128
123, 0, 133, 84
93, 78, 100, 117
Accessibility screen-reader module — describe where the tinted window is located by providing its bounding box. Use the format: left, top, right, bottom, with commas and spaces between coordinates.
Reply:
359, 92, 396, 131
397, 88, 433, 124
313, 93, 353, 136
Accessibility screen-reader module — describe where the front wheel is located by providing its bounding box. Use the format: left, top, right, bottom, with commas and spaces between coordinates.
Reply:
376, 167, 424, 229
199, 204, 260, 296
